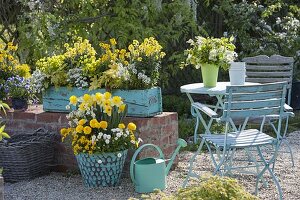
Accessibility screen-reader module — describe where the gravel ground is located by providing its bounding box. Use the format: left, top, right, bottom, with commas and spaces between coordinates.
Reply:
4, 131, 300, 200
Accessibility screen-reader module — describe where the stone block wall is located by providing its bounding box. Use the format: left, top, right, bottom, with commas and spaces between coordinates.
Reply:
3, 105, 179, 171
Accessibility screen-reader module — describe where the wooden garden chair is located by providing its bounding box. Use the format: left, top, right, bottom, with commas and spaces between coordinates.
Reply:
183, 82, 293, 200
242, 55, 295, 167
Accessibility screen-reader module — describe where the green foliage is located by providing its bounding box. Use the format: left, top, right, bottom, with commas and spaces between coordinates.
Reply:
15, 0, 198, 88
140, 176, 258, 200
0, 101, 10, 141
162, 95, 191, 118
212, 0, 300, 58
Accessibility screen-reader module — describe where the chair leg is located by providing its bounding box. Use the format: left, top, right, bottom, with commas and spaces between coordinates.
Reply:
255, 145, 283, 200
183, 139, 205, 187
194, 116, 200, 143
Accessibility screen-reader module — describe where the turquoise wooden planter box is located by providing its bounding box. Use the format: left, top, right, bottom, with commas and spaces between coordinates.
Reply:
42, 87, 162, 117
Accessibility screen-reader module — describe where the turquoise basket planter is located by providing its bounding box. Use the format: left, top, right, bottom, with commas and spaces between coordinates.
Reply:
42, 87, 162, 117
76, 150, 128, 187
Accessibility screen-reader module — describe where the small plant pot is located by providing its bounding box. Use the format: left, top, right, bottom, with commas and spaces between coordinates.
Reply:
229, 62, 246, 85
201, 63, 219, 88
76, 150, 128, 187
11, 98, 28, 110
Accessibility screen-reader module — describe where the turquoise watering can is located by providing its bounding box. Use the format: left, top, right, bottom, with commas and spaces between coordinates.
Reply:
130, 138, 187, 193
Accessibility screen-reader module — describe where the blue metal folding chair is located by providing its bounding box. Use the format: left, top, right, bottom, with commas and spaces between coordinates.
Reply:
183, 82, 293, 200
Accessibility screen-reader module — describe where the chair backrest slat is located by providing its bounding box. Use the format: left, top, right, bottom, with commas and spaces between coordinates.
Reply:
242, 55, 294, 105
225, 99, 281, 110
222, 82, 287, 120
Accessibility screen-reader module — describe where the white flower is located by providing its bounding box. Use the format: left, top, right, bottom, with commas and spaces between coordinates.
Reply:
116, 132, 122, 138
106, 135, 111, 140
117, 153, 122, 158
130, 140, 135, 144
97, 132, 103, 139
105, 139, 110, 144
91, 135, 96, 144
66, 105, 71, 110
103, 134, 107, 139
97, 160, 102, 164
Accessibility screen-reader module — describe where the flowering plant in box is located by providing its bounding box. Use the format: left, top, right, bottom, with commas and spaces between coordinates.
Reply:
124, 37, 166, 89
1, 76, 32, 100
90, 37, 166, 90
60, 92, 142, 155
32, 37, 96, 93
182, 36, 237, 70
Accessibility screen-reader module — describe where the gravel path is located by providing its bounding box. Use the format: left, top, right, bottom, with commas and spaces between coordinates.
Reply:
4, 131, 300, 200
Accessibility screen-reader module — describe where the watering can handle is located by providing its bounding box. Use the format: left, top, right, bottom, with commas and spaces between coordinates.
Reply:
130, 143, 165, 184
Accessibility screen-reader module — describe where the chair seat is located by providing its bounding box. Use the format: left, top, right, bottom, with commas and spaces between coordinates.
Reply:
201, 129, 276, 148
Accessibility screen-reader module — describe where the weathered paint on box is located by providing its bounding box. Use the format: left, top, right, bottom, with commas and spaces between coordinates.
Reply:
42, 87, 162, 117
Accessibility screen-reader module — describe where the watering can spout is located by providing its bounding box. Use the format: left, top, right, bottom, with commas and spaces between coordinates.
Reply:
165, 138, 187, 175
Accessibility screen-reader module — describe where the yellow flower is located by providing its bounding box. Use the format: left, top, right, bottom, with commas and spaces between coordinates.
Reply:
118, 123, 126, 129
104, 106, 112, 116
104, 92, 111, 99
76, 125, 84, 133
78, 119, 86, 126
99, 121, 108, 129
112, 96, 122, 107
118, 104, 126, 113
69, 95, 77, 105
110, 38, 117, 46
102, 99, 111, 107
79, 103, 86, 111
89, 119, 98, 128
60, 128, 68, 136
128, 122, 137, 131
95, 93, 103, 102
84, 145, 89, 150
83, 94, 91, 103
83, 126, 92, 135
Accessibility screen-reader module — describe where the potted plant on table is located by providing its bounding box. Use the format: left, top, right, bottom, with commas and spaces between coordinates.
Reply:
60, 91, 141, 187
182, 36, 237, 88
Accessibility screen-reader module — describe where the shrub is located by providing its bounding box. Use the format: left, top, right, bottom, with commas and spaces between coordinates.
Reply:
140, 176, 258, 200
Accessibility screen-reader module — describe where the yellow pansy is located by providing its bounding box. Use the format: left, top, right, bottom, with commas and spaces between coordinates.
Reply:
128, 122, 137, 131
60, 128, 68, 136
69, 95, 77, 105
104, 92, 111, 99
83, 126, 92, 135
76, 125, 84, 133
118, 123, 126, 129
78, 119, 86, 126
99, 121, 108, 129
89, 119, 98, 128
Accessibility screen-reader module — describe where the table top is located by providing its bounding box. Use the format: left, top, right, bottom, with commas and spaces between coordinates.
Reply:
180, 82, 259, 95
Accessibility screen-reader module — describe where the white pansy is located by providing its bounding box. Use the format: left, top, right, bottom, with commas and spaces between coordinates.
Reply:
97, 132, 103, 139
117, 153, 122, 158
106, 135, 111, 140
66, 105, 71, 110
116, 132, 122, 138
97, 160, 102, 164
105, 139, 110, 144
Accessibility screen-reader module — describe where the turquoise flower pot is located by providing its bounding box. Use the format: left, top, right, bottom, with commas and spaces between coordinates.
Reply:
76, 150, 128, 187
